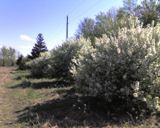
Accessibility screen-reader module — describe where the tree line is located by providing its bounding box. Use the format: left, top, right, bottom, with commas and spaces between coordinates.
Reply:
76, 0, 160, 43
0, 33, 48, 67
0, 46, 16, 66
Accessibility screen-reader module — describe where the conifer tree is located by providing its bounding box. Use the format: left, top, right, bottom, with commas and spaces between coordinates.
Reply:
30, 33, 48, 59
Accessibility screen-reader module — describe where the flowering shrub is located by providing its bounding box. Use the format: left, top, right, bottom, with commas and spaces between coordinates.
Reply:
48, 38, 91, 81
27, 38, 91, 80
27, 52, 51, 78
71, 24, 160, 112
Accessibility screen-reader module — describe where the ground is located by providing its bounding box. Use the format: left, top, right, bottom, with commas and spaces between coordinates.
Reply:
0, 67, 159, 128
0, 67, 16, 127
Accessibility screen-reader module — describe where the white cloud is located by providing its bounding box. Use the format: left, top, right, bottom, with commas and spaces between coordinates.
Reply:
20, 34, 34, 42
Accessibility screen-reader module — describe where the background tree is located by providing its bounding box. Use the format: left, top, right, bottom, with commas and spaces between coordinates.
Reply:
76, 18, 95, 43
76, 0, 160, 42
0, 46, 16, 66
16, 55, 26, 70
93, 8, 119, 38
136, 0, 160, 26
0, 46, 8, 66
94, 12, 115, 37
123, 0, 137, 15
76, 9, 118, 43
30, 33, 48, 59
9, 47, 16, 66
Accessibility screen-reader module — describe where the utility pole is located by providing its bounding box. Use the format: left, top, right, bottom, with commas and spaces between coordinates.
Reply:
66, 15, 69, 40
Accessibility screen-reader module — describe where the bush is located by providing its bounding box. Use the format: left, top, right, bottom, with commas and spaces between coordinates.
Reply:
27, 52, 51, 78
48, 38, 91, 81
16, 55, 27, 70
71, 24, 160, 113
16, 55, 31, 70
27, 38, 91, 80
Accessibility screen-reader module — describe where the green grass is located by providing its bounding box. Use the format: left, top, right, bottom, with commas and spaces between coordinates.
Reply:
0, 68, 160, 128
0, 68, 69, 128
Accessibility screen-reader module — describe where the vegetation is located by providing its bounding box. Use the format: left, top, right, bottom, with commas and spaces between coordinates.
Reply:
47, 38, 90, 81
76, 0, 160, 41
0, 0, 160, 127
27, 52, 51, 78
29, 33, 48, 59
76, 18, 95, 43
72, 23, 160, 116
137, 0, 160, 27
0, 67, 159, 128
27, 38, 91, 81
0, 46, 16, 66
16, 55, 30, 70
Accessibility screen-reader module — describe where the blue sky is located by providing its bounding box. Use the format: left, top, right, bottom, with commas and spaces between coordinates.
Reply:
0, 0, 124, 56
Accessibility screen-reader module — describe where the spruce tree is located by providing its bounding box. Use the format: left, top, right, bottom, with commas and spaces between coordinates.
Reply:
30, 33, 48, 59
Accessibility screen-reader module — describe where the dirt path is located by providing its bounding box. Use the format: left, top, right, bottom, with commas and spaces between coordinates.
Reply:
0, 67, 17, 128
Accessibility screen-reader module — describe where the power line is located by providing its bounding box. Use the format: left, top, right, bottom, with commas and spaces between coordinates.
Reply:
53, 1, 87, 41
67, 0, 86, 15
54, 0, 102, 40
65, 0, 101, 38
70, 0, 101, 23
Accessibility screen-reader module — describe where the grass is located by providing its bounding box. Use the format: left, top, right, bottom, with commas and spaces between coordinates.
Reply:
0, 67, 63, 128
0, 67, 160, 128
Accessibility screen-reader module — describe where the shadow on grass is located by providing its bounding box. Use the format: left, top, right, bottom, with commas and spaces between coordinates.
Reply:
14, 88, 151, 127
9, 79, 70, 89
15, 97, 109, 127
13, 69, 49, 80
11, 69, 72, 89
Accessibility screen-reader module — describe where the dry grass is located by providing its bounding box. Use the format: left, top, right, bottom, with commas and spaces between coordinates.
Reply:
0, 67, 18, 128
0, 67, 15, 86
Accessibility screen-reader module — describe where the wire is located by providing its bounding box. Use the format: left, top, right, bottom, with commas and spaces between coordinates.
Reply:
70, 0, 101, 23
54, 0, 102, 40
67, 0, 86, 15
53, 0, 87, 40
